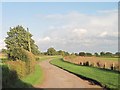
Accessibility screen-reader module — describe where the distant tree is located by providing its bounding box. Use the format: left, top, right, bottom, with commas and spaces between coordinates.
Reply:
4, 25, 40, 60
115, 52, 120, 57
47, 47, 56, 55
57, 50, 65, 56
71, 53, 75, 56
86, 53, 92, 56
64, 52, 70, 56
94, 52, 99, 57
105, 52, 113, 57
75, 53, 79, 56
57, 50, 69, 56
1, 49, 7, 53
100, 52, 105, 56
79, 52, 86, 56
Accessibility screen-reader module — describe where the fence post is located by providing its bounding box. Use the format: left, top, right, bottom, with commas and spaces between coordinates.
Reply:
104, 62, 106, 69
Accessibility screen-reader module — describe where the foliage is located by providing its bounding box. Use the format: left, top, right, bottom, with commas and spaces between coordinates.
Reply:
105, 52, 113, 57
1, 49, 7, 54
57, 50, 64, 56
94, 52, 99, 57
75, 53, 79, 56
47, 47, 57, 55
115, 52, 120, 57
2, 64, 34, 88
79, 52, 86, 56
85, 53, 92, 56
4, 25, 40, 59
6, 60, 27, 78
2, 65, 18, 88
50, 58, 119, 89
100, 52, 105, 56
57, 50, 70, 56
6, 49, 36, 78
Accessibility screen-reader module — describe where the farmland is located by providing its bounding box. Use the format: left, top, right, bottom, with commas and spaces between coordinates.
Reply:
1, 2, 119, 89
50, 57, 119, 89
64, 56, 119, 71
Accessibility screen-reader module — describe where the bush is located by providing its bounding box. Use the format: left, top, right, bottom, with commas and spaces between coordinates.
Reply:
6, 60, 27, 78
2, 65, 18, 88
23, 50, 36, 74
6, 49, 36, 79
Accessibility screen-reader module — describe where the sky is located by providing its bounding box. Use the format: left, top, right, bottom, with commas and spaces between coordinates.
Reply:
1, 2, 118, 53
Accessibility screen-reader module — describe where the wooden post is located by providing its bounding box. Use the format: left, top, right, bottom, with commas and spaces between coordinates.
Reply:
113, 62, 115, 70
104, 62, 106, 69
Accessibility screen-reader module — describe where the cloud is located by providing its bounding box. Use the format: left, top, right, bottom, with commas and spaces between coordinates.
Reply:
99, 31, 108, 37
36, 9, 118, 53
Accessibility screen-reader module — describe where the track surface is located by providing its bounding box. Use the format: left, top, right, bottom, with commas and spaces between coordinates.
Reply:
35, 59, 102, 88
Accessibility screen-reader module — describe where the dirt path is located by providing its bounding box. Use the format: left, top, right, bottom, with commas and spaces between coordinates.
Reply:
35, 59, 102, 88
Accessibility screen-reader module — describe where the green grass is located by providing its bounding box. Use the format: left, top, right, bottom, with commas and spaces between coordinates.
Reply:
50, 58, 119, 89
22, 64, 43, 85
37, 55, 62, 62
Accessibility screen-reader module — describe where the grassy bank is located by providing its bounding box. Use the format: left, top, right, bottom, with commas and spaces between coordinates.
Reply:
50, 58, 119, 89
10, 64, 43, 88
22, 64, 43, 85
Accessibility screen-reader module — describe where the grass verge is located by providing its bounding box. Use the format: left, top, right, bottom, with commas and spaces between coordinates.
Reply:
50, 58, 119, 89
22, 64, 43, 85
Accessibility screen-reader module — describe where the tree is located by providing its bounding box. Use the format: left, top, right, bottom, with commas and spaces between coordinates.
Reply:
1, 49, 7, 53
105, 52, 113, 57
100, 52, 105, 56
79, 52, 86, 56
5, 25, 40, 60
47, 47, 56, 55
94, 52, 99, 57
64, 52, 70, 56
75, 53, 79, 56
86, 52, 92, 56
57, 50, 65, 56
115, 52, 120, 57
71, 53, 75, 56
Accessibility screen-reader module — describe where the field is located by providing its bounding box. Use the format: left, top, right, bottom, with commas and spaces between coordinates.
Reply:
64, 56, 119, 70
50, 57, 119, 89
98, 57, 118, 61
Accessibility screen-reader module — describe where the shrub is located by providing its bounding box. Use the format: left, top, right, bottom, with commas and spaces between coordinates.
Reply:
6, 49, 36, 78
23, 50, 36, 74
2, 65, 18, 88
6, 60, 27, 78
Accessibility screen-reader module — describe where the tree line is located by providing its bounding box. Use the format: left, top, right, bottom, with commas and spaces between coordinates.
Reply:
38, 47, 120, 57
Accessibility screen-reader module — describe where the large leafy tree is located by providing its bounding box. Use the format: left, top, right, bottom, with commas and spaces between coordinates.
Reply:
5, 25, 40, 59
47, 47, 56, 55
